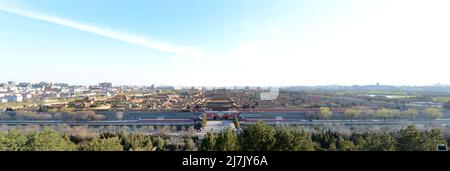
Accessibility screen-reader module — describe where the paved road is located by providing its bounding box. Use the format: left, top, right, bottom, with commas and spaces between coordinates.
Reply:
197, 120, 235, 138
201, 121, 235, 133
242, 119, 450, 125
0, 120, 193, 126
1, 119, 450, 126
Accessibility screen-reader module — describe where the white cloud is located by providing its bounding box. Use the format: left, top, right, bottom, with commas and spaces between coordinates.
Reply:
0, 4, 204, 59
2, 0, 450, 86
204, 0, 450, 86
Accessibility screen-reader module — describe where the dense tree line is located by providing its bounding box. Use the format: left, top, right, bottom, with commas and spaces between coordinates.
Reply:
0, 129, 77, 151
201, 121, 448, 151
1, 107, 445, 122
0, 121, 448, 151
0, 128, 197, 151
0, 111, 107, 121
317, 107, 443, 121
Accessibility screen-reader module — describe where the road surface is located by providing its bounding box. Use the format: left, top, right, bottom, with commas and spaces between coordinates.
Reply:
1, 119, 450, 126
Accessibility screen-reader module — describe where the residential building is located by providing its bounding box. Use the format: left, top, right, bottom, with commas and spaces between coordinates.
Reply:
7, 81, 15, 88
99, 82, 113, 90
6, 94, 23, 102
23, 93, 33, 99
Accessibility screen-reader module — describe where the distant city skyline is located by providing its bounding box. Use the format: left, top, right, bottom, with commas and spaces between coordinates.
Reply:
1, 0, 450, 86
1, 80, 450, 88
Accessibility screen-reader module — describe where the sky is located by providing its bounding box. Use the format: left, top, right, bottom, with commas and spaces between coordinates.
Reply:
0, 0, 450, 87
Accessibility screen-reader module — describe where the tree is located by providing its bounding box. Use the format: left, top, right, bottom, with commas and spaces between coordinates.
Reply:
359, 132, 396, 151
233, 116, 240, 128
394, 125, 445, 151
424, 108, 443, 120
201, 113, 207, 128
328, 143, 337, 151
216, 127, 239, 151
336, 138, 356, 151
0, 130, 28, 151
390, 109, 402, 120
67, 111, 105, 121
344, 108, 361, 121
25, 129, 77, 151
120, 133, 153, 151
311, 130, 343, 151
82, 137, 123, 151
319, 107, 333, 121
273, 127, 314, 151
184, 138, 196, 151
396, 125, 425, 151
115, 112, 124, 120
201, 131, 216, 151
153, 137, 166, 151
402, 109, 418, 120
423, 129, 447, 151
239, 121, 276, 151
361, 109, 375, 121
376, 108, 391, 121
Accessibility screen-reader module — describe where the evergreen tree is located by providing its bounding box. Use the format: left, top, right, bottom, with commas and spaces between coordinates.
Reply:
396, 125, 425, 151
184, 138, 196, 151
273, 127, 314, 151
82, 137, 123, 151
0, 130, 28, 151
216, 127, 239, 151
200, 131, 217, 151
239, 121, 276, 151
25, 128, 77, 151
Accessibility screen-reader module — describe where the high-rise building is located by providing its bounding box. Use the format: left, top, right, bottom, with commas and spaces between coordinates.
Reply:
99, 82, 113, 89
445, 101, 450, 110
18, 82, 31, 88
7, 81, 16, 88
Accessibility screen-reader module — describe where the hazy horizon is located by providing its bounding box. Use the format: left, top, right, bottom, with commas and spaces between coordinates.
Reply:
2, 80, 450, 88
1, 0, 450, 86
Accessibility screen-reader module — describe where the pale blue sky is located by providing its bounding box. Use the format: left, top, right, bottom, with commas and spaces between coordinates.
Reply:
1, 0, 449, 86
